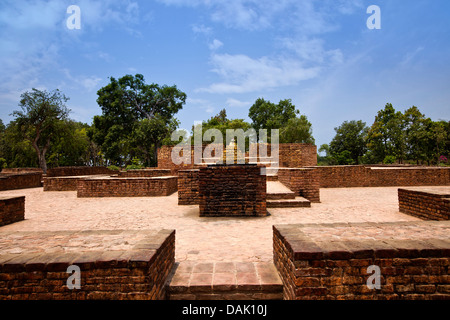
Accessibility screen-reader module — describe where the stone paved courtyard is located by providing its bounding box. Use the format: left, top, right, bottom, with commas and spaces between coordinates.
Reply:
0, 186, 425, 263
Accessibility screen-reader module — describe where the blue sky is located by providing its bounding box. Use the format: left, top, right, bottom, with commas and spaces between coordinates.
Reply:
0, 0, 449, 148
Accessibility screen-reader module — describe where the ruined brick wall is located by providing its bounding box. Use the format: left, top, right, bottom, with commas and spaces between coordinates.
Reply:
43, 176, 92, 191
273, 223, 450, 300
118, 169, 173, 178
178, 169, 199, 205
198, 164, 267, 217
0, 230, 175, 300
46, 166, 114, 177
277, 168, 320, 203
399, 188, 450, 220
77, 177, 178, 197
312, 166, 450, 188
0, 196, 25, 227
0, 173, 42, 191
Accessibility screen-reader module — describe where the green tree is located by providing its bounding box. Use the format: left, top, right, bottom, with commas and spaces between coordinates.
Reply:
329, 120, 368, 165
92, 74, 186, 166
279, 115, 315, 144
11, 89, 70, 173
367, 103, 406, 163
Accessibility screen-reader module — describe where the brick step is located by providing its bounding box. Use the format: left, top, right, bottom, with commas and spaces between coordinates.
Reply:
266, 174, 278, 181
167, 261, 283, 300
266, 197, 311, 208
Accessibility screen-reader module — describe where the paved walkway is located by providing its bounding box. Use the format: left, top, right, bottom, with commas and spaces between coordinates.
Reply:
0, 186, 424, 262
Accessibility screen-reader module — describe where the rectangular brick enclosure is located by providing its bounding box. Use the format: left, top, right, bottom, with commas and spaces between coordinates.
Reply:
399, 187, 450, 221
199, 164, 267, 217
77, 176, 178, 197
0, 229, 175, 300
0, 196, 25, 227
273, 221, 450, 300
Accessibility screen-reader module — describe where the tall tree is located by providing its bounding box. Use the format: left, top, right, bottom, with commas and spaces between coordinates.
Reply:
11, 89, 70, 173
248, 98, 298, 132
329, 120, 368, 165
92, 74, 186, 166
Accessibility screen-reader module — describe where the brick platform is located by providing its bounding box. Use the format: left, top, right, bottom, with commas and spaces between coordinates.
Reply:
273, 221, 450, 300
399, 187, 450, 220
43, 175, 110, 191
77, 176, 178, 197
168, 261, 283, 300
118, 169, 173, 178
0, 196, 25, 227
198, 164, 267, 217
0, 229, 175, 300
0, 173, 42, 191
46, 166, 114, 177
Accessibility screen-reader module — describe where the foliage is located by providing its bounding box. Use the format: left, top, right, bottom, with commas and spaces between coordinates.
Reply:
91, 74, 186, 167
329, 120, 368, 165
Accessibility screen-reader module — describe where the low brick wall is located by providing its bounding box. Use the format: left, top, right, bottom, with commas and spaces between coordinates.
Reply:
0, 173, 42, 191
43, 175, 110, 191
0, 196, 25, 227
273, 222, 450, 300
178, 169, 199, 205
46, 166, 114, 177
0, 229, 175, 300
277, 168, 320, 203
311, 166, 450, 188
399, 188, 450, 221
198, 164, 267, 217
77, 176, 178, 197
1, 168, 42, 174
118, 169, 173, 178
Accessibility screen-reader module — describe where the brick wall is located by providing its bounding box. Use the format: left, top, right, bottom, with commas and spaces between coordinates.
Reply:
0, 196, 25, 227
158, 144, 317, 171
1, 168, 43, 174
198, 164, 267, 217
44, 175, 109, 191
118, 169, 173, 178
46, 166, 115, 177
399, 188, 450, 220
0, 173, 42, 191
277, 168, 320, 203
311, 166, 450, 188
0, 229, 175, 300
77, 176, 178, 197
178, 169, 199, 205
273, 222, 450, 300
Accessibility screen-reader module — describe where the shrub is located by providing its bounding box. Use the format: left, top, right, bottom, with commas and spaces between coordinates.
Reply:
383, 155, 396, 164
107, 165, 120, 171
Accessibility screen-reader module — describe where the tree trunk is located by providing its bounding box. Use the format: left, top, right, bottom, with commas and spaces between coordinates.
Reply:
154, 142, 161, 168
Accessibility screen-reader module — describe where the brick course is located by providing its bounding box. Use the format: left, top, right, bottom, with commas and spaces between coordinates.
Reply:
198, 164, 267, 217
117, 169, 173, 178
77, 176, 178, 198
0, 229, 175, 300
399, 188, 450, 220
0, 196, 25, 227
43, 175, 109, 191
273, 222, 450, 300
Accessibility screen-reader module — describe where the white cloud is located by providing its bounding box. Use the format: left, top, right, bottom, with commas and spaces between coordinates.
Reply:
209, 39, 224, 51
198, 53, 320, 94
226, 98, 251, 108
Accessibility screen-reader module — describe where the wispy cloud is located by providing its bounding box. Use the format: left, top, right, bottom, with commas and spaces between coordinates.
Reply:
198, 53, 320, 94
209, 39, 224, 51
226, 98, 251, 108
